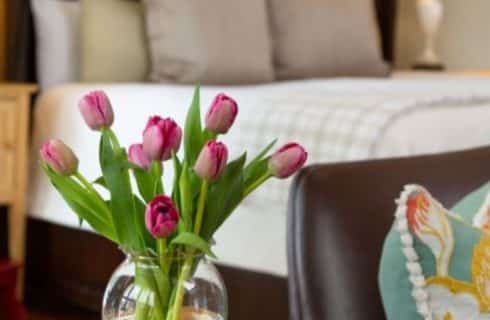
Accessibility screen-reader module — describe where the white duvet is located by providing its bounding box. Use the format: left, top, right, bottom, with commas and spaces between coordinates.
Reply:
28, 78, 490, 276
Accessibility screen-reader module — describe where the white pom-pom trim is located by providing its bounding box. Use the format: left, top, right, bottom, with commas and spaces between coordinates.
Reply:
403, 247, 419, 261
394, 184, 432, 320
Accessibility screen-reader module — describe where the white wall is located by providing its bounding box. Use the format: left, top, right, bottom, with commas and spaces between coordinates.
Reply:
395, 0, 490, 70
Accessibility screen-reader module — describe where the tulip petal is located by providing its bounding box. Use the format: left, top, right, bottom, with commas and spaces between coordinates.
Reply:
145, 195, 180, 239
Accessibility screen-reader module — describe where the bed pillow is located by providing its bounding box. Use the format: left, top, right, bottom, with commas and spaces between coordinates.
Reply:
80, 0, 149, 82
31, 0, 80, 90
268, 0, 389, 79
379, 183, 490, 320
142, 0, 274, 85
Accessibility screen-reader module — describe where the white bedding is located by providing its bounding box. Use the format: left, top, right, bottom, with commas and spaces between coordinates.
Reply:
28, 78, 490, 276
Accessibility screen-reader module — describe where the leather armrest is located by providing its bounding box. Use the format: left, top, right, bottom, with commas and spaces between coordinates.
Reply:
288, 147, 490, 320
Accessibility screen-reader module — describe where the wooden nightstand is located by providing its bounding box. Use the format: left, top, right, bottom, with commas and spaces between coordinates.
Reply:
0, 84, 37, 299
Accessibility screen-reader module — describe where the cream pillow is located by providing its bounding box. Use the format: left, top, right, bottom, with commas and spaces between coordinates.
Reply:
81, 0, 149, 82
143, 0, 274, 85
268, 0, 389, 79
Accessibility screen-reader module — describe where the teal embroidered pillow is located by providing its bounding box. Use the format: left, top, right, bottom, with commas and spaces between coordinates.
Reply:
379, 182, 490, 320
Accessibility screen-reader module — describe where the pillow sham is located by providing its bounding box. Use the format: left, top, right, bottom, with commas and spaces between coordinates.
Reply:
379, 183, 490, 320
31, 0, 80, 90
142, 0, 274, 85
268, 0, 389, 79
80, 0, 149, 82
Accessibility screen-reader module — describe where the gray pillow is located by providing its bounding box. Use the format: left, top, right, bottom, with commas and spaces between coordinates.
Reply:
31, 0, 80, 90
268, 0, 389, 79
81, 0, 149, 82
143, 0, 274, 85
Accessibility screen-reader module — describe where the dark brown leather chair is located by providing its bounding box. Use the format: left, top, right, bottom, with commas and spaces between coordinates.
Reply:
288, 146, 490, 320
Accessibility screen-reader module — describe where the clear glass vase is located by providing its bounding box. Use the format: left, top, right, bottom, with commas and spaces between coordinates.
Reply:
102, 252, 227, 320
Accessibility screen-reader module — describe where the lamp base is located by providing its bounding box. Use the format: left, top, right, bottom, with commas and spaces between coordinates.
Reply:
412, 63, 445, 71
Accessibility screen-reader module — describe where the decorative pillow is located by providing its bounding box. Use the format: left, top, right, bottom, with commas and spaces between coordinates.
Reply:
31, 0, 80, 90
267, 0, 389, 79
379, 183, 490, 320
142, 0, 274, 85
80, 0, 149, 82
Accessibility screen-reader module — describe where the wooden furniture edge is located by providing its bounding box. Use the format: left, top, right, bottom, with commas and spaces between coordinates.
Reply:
2, 83, 38, 299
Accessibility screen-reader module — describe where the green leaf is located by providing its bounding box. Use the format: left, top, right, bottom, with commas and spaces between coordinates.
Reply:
171, 152, 182, 211
248, 139, 277, 168
133, 162, 163, 204
184, 86, 205, 166
244, 139, 276, 185
133, 196, 156, 250
42, 166, 117, 242
244, 158, 268, 187
170, 232, 217, 258
123, 161, 141, 170
93, 176, 107, 189
201, 154, 246, 240
179, 162, 193, 231
100, 130, 142, 251
133, 168, 154, 203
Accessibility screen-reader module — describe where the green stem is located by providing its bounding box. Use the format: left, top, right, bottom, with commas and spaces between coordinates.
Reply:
158, 239, 168, 271
105, 128, 121, 149
170, 180, 209, 320
170, 255, 193, 320
135, 262, 166, 320
152, 161, 163, 177
244, 172, 272, 197
193, 180, 209, 235
151, 161, 164, 195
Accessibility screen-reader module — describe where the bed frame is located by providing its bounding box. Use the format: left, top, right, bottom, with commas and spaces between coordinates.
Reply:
2, 0, 398, 318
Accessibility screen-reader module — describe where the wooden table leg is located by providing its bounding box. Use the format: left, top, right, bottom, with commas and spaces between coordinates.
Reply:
8, 93, 30, 300
8, 197, 27, 299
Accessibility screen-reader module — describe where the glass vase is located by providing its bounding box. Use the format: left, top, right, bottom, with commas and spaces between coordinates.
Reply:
102, 253, 227, 320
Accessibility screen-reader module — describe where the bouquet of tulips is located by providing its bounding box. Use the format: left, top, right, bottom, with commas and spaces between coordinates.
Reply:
40, 87, 307, 320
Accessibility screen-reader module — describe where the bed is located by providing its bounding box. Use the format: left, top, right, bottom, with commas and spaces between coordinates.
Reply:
6, 0, 490, 317
28, 78, 490, 277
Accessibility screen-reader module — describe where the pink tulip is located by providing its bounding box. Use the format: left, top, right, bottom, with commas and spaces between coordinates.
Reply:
205, 93, 238, 134
268, 143, 307, 178
142, 116, 182, 161
78, 91, 114, 130
194, 141, 228, 181
145, 195, 180, 239
40, 139, 79, 175
128, 143, 151, 169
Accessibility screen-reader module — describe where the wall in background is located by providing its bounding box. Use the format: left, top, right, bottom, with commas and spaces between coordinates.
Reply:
395, 0, 490, 70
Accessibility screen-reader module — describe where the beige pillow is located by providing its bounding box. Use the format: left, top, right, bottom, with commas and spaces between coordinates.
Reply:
143, 0, 274, 85
81, 0, 149, 82
268, 0, 389, 79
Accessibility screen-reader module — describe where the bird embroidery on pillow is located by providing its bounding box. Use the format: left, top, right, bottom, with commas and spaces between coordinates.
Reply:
397, 185, 490, 320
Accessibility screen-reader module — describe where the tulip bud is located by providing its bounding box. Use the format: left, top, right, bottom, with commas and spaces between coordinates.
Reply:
78, 90, 114, 130
145, 195, 180, 239
205, 93, 238, 134
194, 141, 228, 181
142, 116, 182, 161
268, 143, 307, 179
40, 139, 79, 175
128, 143, 151, 169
